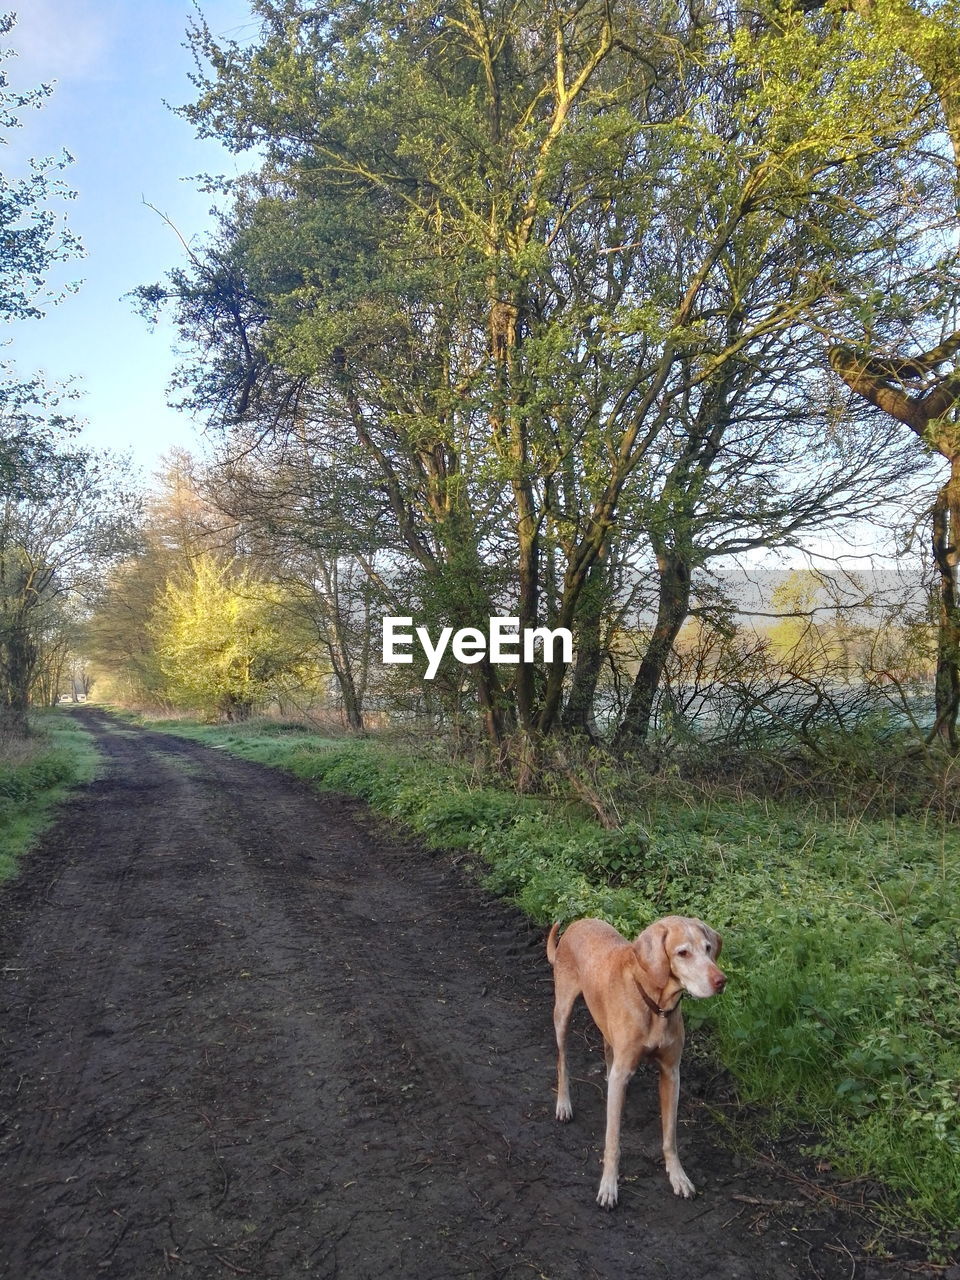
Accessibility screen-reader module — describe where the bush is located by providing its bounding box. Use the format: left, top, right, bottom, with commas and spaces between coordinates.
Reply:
0, 712, 98, 882
0, 752, 76, 821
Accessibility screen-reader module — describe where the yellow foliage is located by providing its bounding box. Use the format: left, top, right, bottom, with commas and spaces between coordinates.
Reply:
150, 555, 326, 718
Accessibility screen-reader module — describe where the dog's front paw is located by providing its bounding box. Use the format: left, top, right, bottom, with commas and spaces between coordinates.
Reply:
555, 1099, 573, 1122
668, 1167, 696, 1198
596, 1175, 619, 1209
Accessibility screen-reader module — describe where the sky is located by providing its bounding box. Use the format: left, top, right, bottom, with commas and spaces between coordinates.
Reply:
2, 0, 259, 479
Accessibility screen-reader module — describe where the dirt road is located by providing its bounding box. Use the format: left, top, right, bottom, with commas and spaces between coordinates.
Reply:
0, 711, 916, 1278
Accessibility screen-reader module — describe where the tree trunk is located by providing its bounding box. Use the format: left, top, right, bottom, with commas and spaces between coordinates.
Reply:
0, 623, 38, 737
828, 344, 960, 749
220, 693, 253, 722
614, 548, 692, 751
325, 642, 364, 730
561, 558, 608, 739
339, 669, 365, 731
320, 590, 365, 731
477, 655, 509, 747
930, 456, 960, 748
514, 508, 540, 731
489, 291, 541, 735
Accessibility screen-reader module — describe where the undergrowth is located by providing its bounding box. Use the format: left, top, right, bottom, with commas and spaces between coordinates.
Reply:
146, 715, 960, 1247
0, 710, 100, 882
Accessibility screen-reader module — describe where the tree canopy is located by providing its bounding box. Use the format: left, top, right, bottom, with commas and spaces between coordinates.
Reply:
133, 0, 959, 751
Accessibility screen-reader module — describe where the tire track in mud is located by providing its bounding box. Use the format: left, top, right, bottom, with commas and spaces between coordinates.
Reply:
0, 710, 916, 1278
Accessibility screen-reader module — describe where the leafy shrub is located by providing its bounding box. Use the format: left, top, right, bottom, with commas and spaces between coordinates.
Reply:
411, 789, 520, 847
0, 752, 76, 820
0, 714, 97, 882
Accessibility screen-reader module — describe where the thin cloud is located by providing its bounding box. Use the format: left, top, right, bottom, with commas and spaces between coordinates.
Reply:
8, 0, 115, 86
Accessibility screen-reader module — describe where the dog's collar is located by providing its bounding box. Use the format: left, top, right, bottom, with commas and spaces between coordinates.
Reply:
637, 982, 683, 1018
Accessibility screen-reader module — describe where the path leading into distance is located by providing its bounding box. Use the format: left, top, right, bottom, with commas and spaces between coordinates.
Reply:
0, 710, 906, 1278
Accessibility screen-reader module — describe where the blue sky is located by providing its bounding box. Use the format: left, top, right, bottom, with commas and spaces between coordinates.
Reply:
3, 0, 258, 478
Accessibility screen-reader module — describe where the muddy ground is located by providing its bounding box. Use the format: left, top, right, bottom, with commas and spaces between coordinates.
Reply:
0, 709, 944, 1279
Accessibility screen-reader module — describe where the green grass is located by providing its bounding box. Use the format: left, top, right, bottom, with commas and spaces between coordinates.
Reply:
134, 715, 342, 764
144, 716, 960, 1243
0, 709, 100, 883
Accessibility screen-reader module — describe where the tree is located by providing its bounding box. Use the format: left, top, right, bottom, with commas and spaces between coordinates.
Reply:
828, 339, 960, 747
0, 15, 117, 735
86, 532, 178, 708
611, 342, 928, 749
0, 395, 137, 734
148, 0, 944, 755
197, 434, 387, 730
150, 553, 326, 720
88, 452, 256, 711
801, 0, 960, 749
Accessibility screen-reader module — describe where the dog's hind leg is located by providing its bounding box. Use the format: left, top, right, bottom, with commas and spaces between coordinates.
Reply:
553, 978, 579, 1122
602, 1037, 614, 1080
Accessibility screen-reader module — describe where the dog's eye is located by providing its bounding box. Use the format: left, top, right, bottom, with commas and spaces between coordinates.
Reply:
676, 947, 690, 957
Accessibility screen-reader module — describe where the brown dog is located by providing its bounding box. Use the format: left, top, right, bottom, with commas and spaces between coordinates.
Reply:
547, 916, 725, 1207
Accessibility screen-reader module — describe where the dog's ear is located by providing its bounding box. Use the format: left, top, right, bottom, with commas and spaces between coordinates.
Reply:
697, 920, 722, 959
634, 920, 671, 989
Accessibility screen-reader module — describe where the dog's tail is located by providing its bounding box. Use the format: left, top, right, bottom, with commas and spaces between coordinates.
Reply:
546, 922, 561, 966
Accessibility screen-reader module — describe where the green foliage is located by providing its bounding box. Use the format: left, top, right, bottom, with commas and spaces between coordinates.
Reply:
0, 750, 73, 815
0, 710, 98, 881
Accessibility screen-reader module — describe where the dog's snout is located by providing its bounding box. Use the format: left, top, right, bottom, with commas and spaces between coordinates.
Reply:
712, 969, 727, 993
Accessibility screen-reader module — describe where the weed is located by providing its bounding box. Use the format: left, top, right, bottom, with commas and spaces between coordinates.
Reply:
0, 710, 99, 883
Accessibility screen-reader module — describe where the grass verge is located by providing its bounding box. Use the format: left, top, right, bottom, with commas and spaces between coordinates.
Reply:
145, 716, 960, 1251
0, 710, 100, 884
